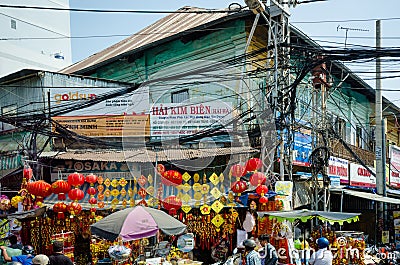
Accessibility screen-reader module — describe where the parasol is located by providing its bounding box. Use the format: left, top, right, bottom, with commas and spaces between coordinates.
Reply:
257, 209, 360, 225
90, 206, 187, 241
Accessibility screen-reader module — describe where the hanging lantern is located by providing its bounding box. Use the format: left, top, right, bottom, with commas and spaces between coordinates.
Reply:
162, 195, 182, 215
161, 170, 182, 186
87, 185, 97, 218
230, 164, 245, 180
85, 173, 98, 186
68, 202, 82, 216
51, 180, 71, 200
249, 172, 267, 187
245, 158, 262, 172
231, 180, 248, 195
255, 185, 269, 196
23, 166, 33, 180
87, 187, 97, 196
27, 180, 52, 206
67, 172, 85, 187
68, 188, 84, 201
53, 202, 67, 219
259, 196, 269, 205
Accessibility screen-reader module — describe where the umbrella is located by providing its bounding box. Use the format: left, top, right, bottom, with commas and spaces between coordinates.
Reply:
90, 206, 187, 241
257, 209, 360, 225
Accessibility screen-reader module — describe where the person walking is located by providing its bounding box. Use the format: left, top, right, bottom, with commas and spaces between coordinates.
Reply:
0, 245, 35, 265
48, 241, 73, 265
308, 237, 333, 265
243, 239, 261, 265
258, 235, 278, 265
32, 254, 50, 265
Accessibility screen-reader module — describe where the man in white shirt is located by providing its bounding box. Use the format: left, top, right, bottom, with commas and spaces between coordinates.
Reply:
309, 237, 333, 265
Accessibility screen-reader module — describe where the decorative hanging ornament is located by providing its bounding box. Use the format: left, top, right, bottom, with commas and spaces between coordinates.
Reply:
245, 158, 262, 172
161, 170, 183, 186
162, 195, 182, 215
249, 172, 266, 186
255, 185, 269, 196
27, 180, 52, 206
67, 172, 85, 187
68, 201, 82, 217
259, 196, 269, 205
53, 202, 67, 219
23, 165, 33, 181
51, 180, 71, 200
68, 188, 84, 201
157, 164, 165, 175
85, 173, 98, 186
231, 180, 247, 196
230, 164, 245, 180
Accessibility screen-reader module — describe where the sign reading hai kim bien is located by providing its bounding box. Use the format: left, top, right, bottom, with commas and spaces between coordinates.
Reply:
390, 145, 400, 188
328, 156, 349, 186
349, 162, 376, 188
150, 102, 232, 137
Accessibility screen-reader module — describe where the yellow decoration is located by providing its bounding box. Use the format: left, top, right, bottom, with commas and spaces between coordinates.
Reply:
177, 192, 183, 199
111, 198, 119, 205
193, 183, 202, 192
181, 194, 191, 203
194, 192, 202, 201
147, 197, 155, 207
219, 173, 225, 182
119, 178, 127, 186
201, 184, 210, 194
146, 186, 155, 196
104, 178, 111, 187
128, 187, 134, 197
210, 187, 221, 199
181, 183, 192, 192
209, 173, 219, 185
130, 199, 135, 207
120, 188, 127, 197
181, 205, 192, 213
122, 199, 128, 208
228, 192, 234, 203
200, 204, 211, 215
111, 189, 120, 197
193, 173, 200, 183
111, 179, 118, 188
211, 214, 225, 227
182, 172, 191, 182
230, 208, 239, 220
148, 174, 153, 185
104, 189, 111, 197
211, 200, 224, 213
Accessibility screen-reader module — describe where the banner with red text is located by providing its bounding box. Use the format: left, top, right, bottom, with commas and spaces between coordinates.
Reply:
328, 156, 349, 186
349, 162, 376, 188
390, 145, 400, 188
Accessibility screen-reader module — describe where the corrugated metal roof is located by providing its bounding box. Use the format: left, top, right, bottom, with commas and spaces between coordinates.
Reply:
60, 7, 236, 74
39, 146, 258, 162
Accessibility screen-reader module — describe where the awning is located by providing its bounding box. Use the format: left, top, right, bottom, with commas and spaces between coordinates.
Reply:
331, 188, 400, 204
6, 206, 47, 220
258, 209, 360, 225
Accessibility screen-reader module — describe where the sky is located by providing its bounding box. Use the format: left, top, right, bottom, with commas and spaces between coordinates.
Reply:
69, 0, 400, 105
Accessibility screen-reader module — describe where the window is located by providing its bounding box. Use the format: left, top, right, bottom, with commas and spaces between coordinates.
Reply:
171, 89, 189, 103
336, 117, 347, 140
10, 19, 16, 29
1, 104, 17, 131
356, 126, 363, 148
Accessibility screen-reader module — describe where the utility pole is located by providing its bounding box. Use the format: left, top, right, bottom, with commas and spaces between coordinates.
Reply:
375, 20, 386, 237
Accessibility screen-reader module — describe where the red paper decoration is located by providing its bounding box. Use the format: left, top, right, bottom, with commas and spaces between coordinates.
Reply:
87, 187, 97, 196
249, 172, 266, 186
51, 180, 71, 200
162, 195, 182, 215
157, 164, 165, 175
259, 196, 269, 205
53, 202, 67, 219
255, 185, 269, 196
245, 158, 262, 172
230, 164, 245, 179
85, 173, 98, 185
89, 197, 97, 205
231, 180, 248, 195
161, 170, 183, 186
68, 202, 82, 216
23, 166, 33, 180
68, 188, 84, 201
27, 180, 52, 205
67, 172, 85, 187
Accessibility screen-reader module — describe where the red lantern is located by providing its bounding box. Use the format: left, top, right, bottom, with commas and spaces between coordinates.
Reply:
161, 170, 182, 186
231, 180, 248, 195
259, 196, 269, 204
53, 202, 67, 219
23, 166, 33, 180
89, 197, 97, 205
255, 185, 269, 196
68, 188, 84, 201
162, 195, 182, 215
27, 180, 52, 205
230, 164, 245, 179
245, 158, 262, 172
85, 173, 98, 186
68, 202, 82, 216
87, 187, 97, 196
67, 172, 85, 187
249, 172, 266, 186
51, 180, 71, 200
